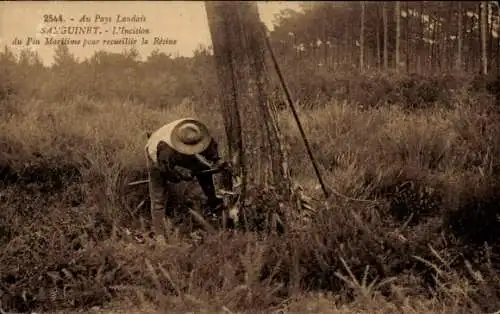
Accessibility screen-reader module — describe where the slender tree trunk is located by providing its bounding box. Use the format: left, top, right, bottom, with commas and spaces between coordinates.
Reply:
376, 3, 381, 70
419, 1, 425, 73
430, 15, 436, 71
457, 1, 463, 72
336, 40, 340, 70
383, 1, 388, 71
344, 23, 350, 68
477, 2, 483, 74
332, 41, 337, 70
395, 1, 401, 72
435, 12, 442, 72
488, 1, 493, 73
497, 27, 500, 108
497, 3, 500, 92
360, 1, 365, 72
405, 1, 410, 73
323, 9, 329, 69
324, 39, 329, 69
464, 6, 470, 72
205, 1, 296, 226
446, 3, 453, 72
481, 1, 488, 75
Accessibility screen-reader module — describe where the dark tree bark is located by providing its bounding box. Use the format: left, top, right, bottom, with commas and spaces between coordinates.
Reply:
376, 3, 381, 70
457, 1, 463, 72
488, 2, 494, 73
344, 22, 350, 68
446, 3, 453, 72
405, 1, 410, 73
419, 1, 425, 73
360, 1, 365, 72
430, 13, 438, 71
464, 5, 470, 72
205, 1, 298, 229
395, 1, 401, 72
383, 1, 389, 71
480, 1, 488, 75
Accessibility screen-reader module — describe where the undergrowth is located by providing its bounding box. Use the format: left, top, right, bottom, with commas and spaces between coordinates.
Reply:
1, 75, 500, 313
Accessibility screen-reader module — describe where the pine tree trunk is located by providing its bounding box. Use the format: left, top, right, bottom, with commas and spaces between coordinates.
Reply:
457, 1, 463, 72
376, 3, 381, 70
205, 1, 297, 228
395, 1, 401, 72
446, 3, 453, 72
360, 1, 365, 72
488, 2, 494, 74
323, 9, 329, 69
431, 15, 437, 71
405, 1, 410, 73
344, 23, 350, 68
419, 1, 425, 73
435, 12, 442, 72
481, 1, 488, 75
464, 6, 470, 72
497, 27, 500, 108
383, 1, 388, 71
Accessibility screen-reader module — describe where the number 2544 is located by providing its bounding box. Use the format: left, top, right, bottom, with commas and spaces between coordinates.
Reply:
43, 14, 64, 23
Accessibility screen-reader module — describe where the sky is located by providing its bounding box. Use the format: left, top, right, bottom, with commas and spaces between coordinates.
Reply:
0, 1, 303, 65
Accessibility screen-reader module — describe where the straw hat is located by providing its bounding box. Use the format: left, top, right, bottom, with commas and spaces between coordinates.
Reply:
147, 118, 211, 161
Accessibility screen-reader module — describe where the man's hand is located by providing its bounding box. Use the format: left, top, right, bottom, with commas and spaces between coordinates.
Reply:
216, 161, 232, 172
173, 165, 194, 181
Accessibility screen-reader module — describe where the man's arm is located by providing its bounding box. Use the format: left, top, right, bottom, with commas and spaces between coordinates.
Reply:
156, 141, 187, 182
196, 138, 228, 169
172, 165, 195, 181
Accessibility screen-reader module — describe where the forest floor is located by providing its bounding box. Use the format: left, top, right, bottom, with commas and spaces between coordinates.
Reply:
1, 96, 499, 313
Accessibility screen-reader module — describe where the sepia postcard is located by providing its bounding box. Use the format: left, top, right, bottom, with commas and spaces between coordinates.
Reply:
0, 1, 499, 314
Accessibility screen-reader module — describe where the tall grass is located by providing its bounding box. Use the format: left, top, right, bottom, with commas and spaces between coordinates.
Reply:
1, 83, 499, 313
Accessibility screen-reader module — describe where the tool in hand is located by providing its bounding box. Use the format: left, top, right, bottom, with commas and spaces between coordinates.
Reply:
127, 160, 232, 186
